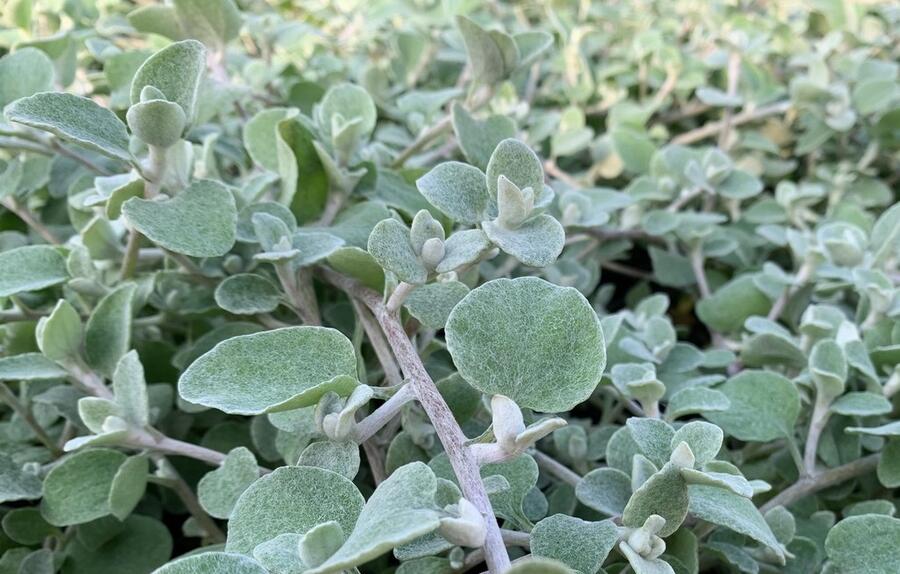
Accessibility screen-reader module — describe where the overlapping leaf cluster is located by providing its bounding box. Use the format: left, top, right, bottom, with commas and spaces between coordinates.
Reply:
0, 1, 898, 574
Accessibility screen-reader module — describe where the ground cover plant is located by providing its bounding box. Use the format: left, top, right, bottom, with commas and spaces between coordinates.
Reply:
0, 0, 898, 572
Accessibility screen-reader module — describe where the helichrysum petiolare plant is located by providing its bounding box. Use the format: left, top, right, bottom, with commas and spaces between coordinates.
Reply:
0, 1, 899, 573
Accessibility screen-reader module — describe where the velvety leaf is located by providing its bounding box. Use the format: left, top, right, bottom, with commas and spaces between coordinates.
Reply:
416, 161, 489, 224
532, 514, 618, 574
0, 245, 68, 298
107, 455, 149, 520
486, 139, 544, 201
179, 326, 358, 415
63, 515, 172, 574
35, 299, 82, 363
670, 421, 723, 467
198, 447, 259, 519
688, 484, 784, 559
877, 439, 900, 488
830, 392, 892, 416
482, 214, 566, 267
367, 218, 428, 284
446, 277, 605, 413
455, 16, 519, 85
226, 465, 364, 555
306, 462, 441, 573
41, 448, 126, 526
297, 440, 360, 479
576, 467, 632, 516
126, 98, 186, 148
0, 353, 66, 381
172, 0, 242, 50
404, 281, 469, 329
244, 108, 296, 172
214, 274, 281, 315
825, 514, 900, 574
451, 102, 516, 170
0, 454, 42, 503
622, 464, 688, 537
5, 92, 131, 161
0, 48, 54, 108
275, 118, 328, 223
705, 370, 800, 442
84, 283, 137, 378
1, 508, 57, 546
436, 229, 492, 273
507, 557, 575, 573
111, 350, 149, 427
627, 418, 675, 468
326, 246, 385, 291
696, 276, 771, 333
122, 179, 237, 257
130, 39, 206, 124
666, 387, 730, 420
153, 552, 268, 574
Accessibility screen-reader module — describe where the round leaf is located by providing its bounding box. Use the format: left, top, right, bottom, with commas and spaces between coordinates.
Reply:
446, 277, 605, 412
225, 465, 363, 555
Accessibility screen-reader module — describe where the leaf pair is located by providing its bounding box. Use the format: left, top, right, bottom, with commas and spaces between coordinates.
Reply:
417, 139, 563, 266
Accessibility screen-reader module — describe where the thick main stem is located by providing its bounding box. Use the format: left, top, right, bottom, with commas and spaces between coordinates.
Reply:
320, 268, 511, 572
759, 454, 879, 513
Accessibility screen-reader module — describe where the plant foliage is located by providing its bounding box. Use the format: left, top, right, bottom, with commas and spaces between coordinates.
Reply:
0, 0, 898, 573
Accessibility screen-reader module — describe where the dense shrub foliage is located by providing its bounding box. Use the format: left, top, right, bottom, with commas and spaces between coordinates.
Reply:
0, 1, 898, 573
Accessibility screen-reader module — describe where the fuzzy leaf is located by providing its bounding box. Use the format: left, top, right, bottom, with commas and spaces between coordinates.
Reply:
306, 462, 441, 573
416, 161, 489, 224
84, 283, 136, 378
671, 421, 723, 467
0, 454, 42, 503
531, 514, 618, 574
107, 455, 149, 520
226, 466, 364, 555
214, 274, 281, 315
455, 16, 519, 85
696, 276, 771, 333
297, 440, 360, 479
122, 179, 237, 257
830, 392, 892, 416
482, 214, 565, 267
0, 48, 54, 108
486, 139, 544, 201
130, 39, 206, 125
35, 300, 82, 363
40, 448, 126, 526
825, 514, 900, 574
111, 350, 149, 427
688, 484, 785, 560
367, 218, 428, 284
451, 102, 516, 170
245, 108, 296, 172
622, 463, 688, 537
446, 277, 605, 413
0, 353, 66, 381
404, 281, 469, 329
435, 229, 492, 273
5, 92, 131, 161
126, 99, 186, 148
179, 326, 358, 415
705, 370, 800, 442
198, 447, 259, 519
0, 245, 68, 298
152, 552, 268, 574
173, 0, 242, 50
666, 387, 730, 420
576, 467, 632, 516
